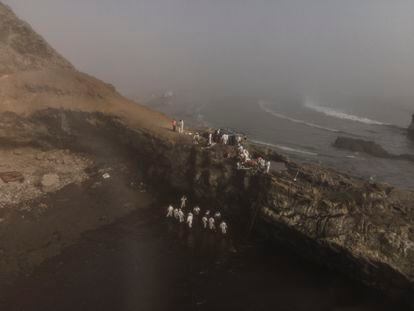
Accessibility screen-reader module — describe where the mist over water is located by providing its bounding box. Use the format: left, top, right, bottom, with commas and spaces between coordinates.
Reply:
4, 0, 414, 122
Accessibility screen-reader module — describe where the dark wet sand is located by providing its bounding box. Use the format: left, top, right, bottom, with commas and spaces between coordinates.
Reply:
0, 207, 408, 311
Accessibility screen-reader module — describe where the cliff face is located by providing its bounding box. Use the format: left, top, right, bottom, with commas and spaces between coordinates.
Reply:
0, 3, 413, 307
136, 128, 414, 301
12, 109, 411, 303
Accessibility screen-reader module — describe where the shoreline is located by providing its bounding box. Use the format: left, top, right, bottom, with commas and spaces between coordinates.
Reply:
0, 108, 413, 308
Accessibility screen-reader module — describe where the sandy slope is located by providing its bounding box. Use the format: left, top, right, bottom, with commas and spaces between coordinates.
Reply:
0, 2, 172, 137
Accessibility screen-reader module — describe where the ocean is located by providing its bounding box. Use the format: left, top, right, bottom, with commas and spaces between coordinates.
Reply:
147, 95, 414, 189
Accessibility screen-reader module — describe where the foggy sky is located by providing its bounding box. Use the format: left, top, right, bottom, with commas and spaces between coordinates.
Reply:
4, 0, 414, 108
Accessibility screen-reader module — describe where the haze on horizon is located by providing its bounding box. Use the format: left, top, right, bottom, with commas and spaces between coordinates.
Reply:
3, 0, 414, 125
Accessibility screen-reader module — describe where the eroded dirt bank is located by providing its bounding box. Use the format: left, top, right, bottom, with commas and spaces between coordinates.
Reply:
0, 109, 154, 286
0, 109, 413, 307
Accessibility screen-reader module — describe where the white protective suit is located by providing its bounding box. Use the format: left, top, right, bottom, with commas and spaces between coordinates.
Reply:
178, 209, 185, 223
167, 205, 174, 218
187, 213, 194, 229
220, 221, 228, 235
208, 217, 216, 231
202, 216, 208, 229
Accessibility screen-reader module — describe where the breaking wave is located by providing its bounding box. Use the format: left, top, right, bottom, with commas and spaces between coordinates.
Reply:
258, 101, 341, 133
304, 101, 390, 126
251, 139, 318, 156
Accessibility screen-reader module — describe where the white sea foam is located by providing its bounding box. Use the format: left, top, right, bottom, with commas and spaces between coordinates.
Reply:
258, 101, 341, 133
251, 139, 318, 156
304, 101, 390, 126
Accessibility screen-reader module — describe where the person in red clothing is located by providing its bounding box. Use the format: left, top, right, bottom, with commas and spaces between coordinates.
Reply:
172, 119, 177, 132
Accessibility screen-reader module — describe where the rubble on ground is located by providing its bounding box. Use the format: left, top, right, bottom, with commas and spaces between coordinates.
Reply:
0, 148, 91, 208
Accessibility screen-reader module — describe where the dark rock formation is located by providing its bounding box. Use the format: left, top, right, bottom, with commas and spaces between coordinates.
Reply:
333, 137, 392, 158
408, 114, 414, 140
334, 136, 414, 164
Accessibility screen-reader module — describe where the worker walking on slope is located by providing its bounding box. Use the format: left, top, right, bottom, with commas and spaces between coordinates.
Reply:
187, 212, 194, 229
266, 161, 271, 174
172, 120, 177, 132
214, 211, 221, 220
219, 221, 228, 235
166, 205, 174, 218
180, 195, 187, 209
208, 217, 216, 231
202, 216, 208, 229
178, 120, 184, 134
178, 209, 185, 223
173, 208, 179, 220
193, 206, 201, 215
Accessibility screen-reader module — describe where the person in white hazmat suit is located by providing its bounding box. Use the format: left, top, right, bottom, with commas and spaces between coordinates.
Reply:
208, 217, 216, 231
266, 161, 271, 174
178, 209, 185, 223
202, 216, 208, 229
186, 212, 194, 229
173, 208, 179, 219
180, 195, 187, 209
167, 205, 174, 218
179, 120, 184, 134
220, 221, 228, 235
193, 206, 201, 215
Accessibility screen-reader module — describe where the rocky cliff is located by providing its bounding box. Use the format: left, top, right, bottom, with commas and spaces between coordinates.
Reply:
4, 109, 412, 304
0, 2, 414, 308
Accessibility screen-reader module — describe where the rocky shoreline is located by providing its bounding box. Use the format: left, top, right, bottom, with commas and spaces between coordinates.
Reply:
409, 114, 414, 140
333, 136, 414, 163
1, 109, 413, 307
1, 1, 413, 307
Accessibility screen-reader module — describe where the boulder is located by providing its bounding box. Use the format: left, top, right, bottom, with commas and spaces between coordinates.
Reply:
41, 174, 60, 192
0, 171, 24, 183
333, 136, 414, 164
333, 136, 392, 158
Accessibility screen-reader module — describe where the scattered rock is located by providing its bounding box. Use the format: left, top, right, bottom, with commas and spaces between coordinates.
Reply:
0, 171, 24, 183
35, 153, 45, 160
38, 203, 48, 210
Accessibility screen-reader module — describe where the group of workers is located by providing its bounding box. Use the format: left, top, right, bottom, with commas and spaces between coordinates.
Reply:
237, 144, 271, 173
208, 129, 243, 147
166, 195, 228, 235
172, 119, 185, 134
172, 118, 271, 174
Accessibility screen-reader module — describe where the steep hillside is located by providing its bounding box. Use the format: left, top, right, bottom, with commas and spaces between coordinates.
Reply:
0, 3, 73, 73
0, 2, 170, 133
